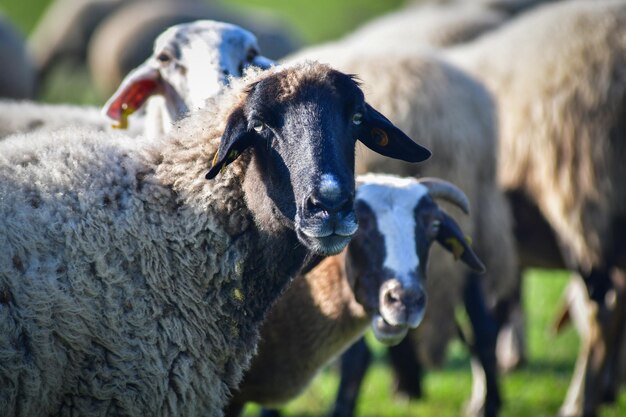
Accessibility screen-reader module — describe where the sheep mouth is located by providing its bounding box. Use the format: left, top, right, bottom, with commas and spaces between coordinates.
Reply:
296, 217, 357, 256
296, 230, 353, 256
371, 314, 409, 346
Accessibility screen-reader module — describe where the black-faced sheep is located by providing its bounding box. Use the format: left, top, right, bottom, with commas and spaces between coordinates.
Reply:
0, 13, 36, 99
442, 1, 626, 415
225, 175, 485, 417
0, 62, 430, 417
287, 38, 517, 417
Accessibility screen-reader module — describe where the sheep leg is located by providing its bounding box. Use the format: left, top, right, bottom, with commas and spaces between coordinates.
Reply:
558, 268, 626, 417
331, 337, 372, 417
387, 336, 424, 399
463, 272, 501, 417
494, 282, 527, 372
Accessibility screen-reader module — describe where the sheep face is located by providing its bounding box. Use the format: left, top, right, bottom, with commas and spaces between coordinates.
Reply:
104, 20, 273, 126
346, 176, 485, 345
207, 64, 431, 256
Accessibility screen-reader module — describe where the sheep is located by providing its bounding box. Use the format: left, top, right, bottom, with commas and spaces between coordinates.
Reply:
0, 100, 139, 140
286, 42, 517, 417
87, 0, 299, 97
341, 2, 508, 51
27, 0, 127, 81
0, 61, 431, 417
103, 19, 274, 139
225, 175, 486, 417
440, 1, 626, 415
0, 20, 273, 141
0, 13, 36, 99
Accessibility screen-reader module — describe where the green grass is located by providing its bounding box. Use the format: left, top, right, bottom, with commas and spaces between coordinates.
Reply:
242, 270, 626, 417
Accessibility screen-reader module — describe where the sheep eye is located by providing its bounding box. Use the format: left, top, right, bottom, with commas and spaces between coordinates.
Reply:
156, 52, 172, 63
352, 112, 363, 125
430, 220, 441, 236
252, 120, 265, 133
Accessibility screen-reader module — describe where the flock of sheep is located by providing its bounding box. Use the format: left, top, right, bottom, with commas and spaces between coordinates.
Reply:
0, 0, 625, 417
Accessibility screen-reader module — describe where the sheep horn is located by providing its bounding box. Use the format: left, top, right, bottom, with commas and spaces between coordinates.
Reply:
417, 177, 470, 214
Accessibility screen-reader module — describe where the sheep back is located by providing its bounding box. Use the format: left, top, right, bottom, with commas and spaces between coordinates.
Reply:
0, 86, 289, 416
448, 0, 626, 271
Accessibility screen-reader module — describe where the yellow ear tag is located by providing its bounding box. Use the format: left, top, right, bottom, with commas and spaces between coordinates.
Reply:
233, 288, 244, 303
445, 237, 465, 260
371, 128, 389, 147
111, 104, 134, 130
211, 149, 220, 167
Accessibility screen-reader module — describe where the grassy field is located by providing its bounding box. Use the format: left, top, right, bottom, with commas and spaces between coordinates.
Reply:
242, 271, 626, 417
2, 1, 626, 416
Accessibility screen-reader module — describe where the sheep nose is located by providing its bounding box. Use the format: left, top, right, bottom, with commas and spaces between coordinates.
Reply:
305, 173, 354, 217
305, 193, 353, 217
380, 279, 427, 329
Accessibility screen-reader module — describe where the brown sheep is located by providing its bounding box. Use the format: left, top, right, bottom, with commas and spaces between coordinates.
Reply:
226, 176, 485, 417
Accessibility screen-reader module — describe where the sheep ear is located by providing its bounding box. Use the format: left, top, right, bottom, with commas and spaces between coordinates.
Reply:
206, 107, 253, 179
250, 55, 275, 70
102, 64, 162, 128
359, 103, 431, 163
436, 211, 486, 273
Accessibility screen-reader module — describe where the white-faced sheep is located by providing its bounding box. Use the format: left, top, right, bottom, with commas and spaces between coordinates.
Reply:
225, 175, 486, 417
87, 0, 299, 97
0, 13, 36, 99
442, 0, 626, 415
0, 62, 431, 417
286, 42, 517, 417
103, 19, 274, 139
0, 20, 273, 141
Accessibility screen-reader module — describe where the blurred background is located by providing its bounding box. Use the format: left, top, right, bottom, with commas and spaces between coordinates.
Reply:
1, 1, 625, 416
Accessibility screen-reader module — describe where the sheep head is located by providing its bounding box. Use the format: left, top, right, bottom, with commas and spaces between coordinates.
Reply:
346, 175, 484, 345
103, 20, 273, 129
207, 63, 431, 256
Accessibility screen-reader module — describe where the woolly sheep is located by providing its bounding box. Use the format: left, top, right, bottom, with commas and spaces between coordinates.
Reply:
0, 13, 36, 99
28, 0, 126, 80
342, 2, 508, 51
88, 0, 299, 97
0, 62, 430, 417
443, 1, 626, 415
286, 43, 517, 417
0, 100, 125, 139
225, 175, 485, 417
